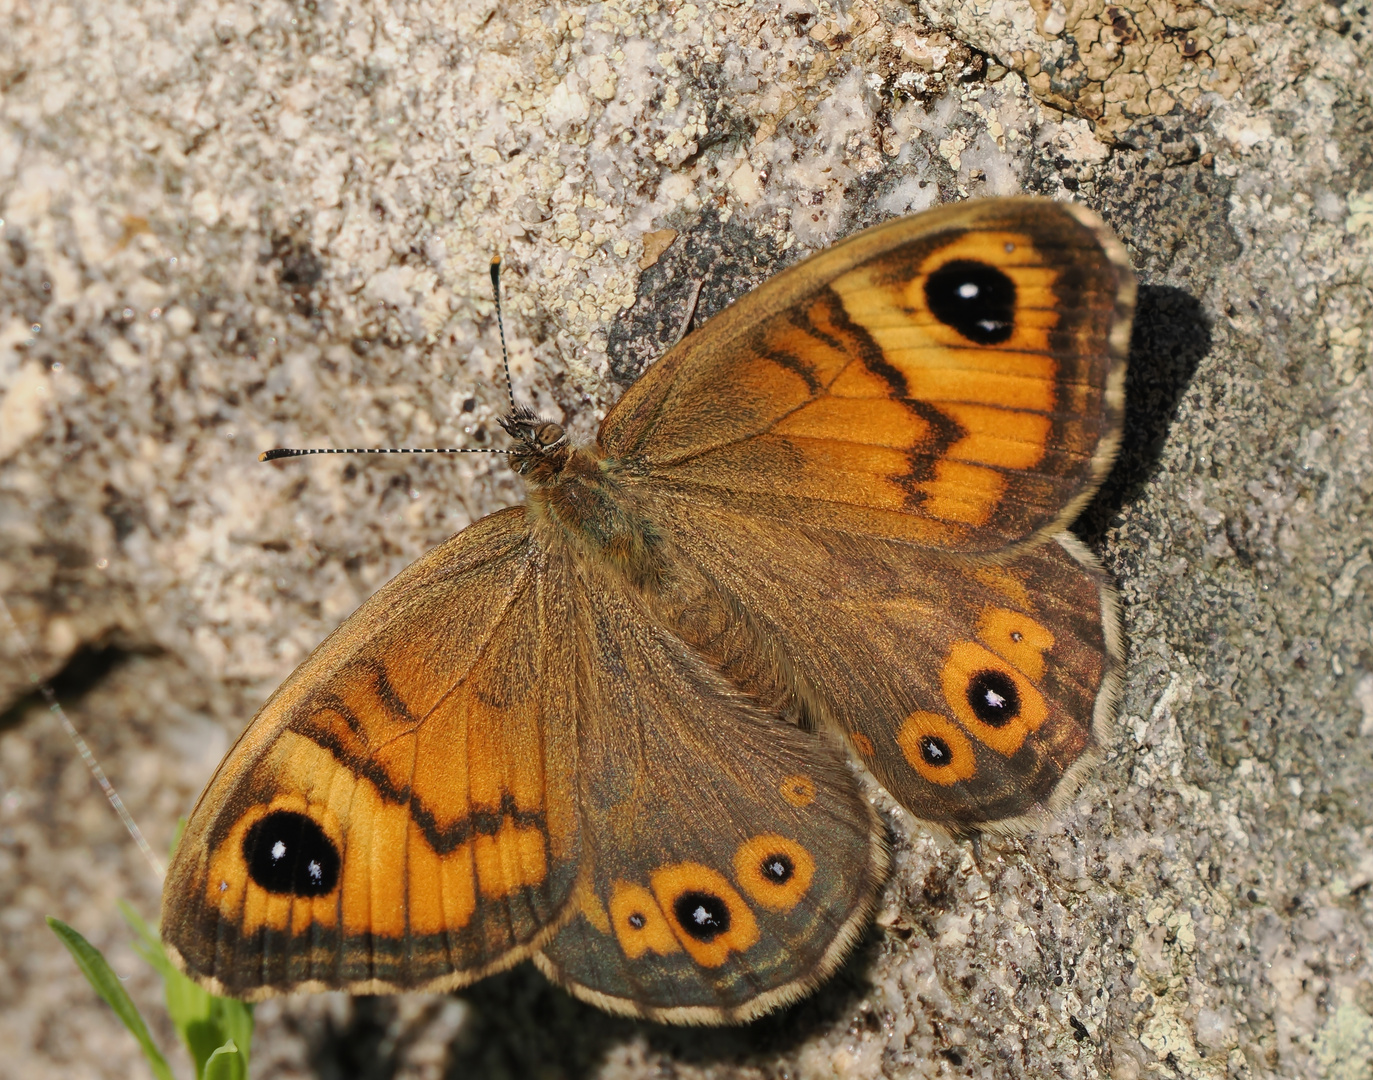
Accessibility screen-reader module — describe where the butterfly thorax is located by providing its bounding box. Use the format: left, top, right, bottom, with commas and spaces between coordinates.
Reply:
502, 408, 667, 589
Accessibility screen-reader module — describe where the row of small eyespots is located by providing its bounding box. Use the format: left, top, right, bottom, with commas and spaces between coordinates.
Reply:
894, 609, 1053, 785
609, 830, 817, 967
220, 774, 827, 943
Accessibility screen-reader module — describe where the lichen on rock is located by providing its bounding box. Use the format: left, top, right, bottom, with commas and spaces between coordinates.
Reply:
918, 0, 1256, 138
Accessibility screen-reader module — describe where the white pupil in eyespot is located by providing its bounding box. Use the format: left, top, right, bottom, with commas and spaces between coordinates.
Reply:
271, 840, 287, 861
693, 905, 712, 925
985, 688, 1007, 708
958, 282, 979, 299
308, 860, 322, 880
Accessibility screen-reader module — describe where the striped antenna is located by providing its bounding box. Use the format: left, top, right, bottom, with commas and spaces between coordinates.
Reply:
491, 256, 517, 415
260, 256, 519, 463
260, 445, 499, 462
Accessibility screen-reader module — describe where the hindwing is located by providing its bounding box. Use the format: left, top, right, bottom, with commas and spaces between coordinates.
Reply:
534, 556, 885, 1023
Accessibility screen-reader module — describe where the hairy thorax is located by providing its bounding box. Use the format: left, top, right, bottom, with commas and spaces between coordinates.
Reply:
521, 439, 805, 728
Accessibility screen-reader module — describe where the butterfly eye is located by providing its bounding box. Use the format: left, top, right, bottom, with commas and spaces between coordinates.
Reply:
534, 422, 565, 447
924, 258, 1017, 344
242, 809, 341, 897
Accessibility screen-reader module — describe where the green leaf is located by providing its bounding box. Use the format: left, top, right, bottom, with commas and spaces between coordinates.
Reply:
47, 916, 176, 1080
118, 901, 253, 1080
178, 999, 253, 1080
217, 999, 255, 1079
120, 902, 175, 979
202, 1039, 243, 1080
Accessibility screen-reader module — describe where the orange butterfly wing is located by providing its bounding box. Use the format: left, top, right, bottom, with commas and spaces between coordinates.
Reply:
161, 508, 582, 997
602, 198, 1132, 553
163, 196, 1132, 1014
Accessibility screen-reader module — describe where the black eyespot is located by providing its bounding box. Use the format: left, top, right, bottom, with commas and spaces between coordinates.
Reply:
761, 853, 795, 884
925, 260, 1016, 344
967, 669, 1021, 727
920, 734, 953, 766
673, 891, 731, 942
627, 912, 646, 930
243, 810, 340, 896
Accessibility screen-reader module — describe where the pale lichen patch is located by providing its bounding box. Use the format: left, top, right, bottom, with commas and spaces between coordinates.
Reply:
919, 0, 1257, 139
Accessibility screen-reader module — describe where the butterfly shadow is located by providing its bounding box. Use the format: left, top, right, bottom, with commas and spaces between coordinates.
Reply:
633, 925, 889, 1068
304, 929, 888, 1079
1073, 284, 1212, 546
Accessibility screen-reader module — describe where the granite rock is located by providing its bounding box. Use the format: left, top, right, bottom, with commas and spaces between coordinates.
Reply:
1, 0, 1371, 1078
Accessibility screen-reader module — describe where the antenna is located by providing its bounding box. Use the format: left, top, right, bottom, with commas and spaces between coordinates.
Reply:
260, 445, 501, 461
259, 257, 519, 462
491, 256, 517, 415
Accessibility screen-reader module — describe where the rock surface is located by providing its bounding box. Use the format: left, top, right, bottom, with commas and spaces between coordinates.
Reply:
1, 0, 1370, 1078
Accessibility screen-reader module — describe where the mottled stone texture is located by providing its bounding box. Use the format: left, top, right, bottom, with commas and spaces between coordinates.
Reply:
1, 0, 1370, 1078
920, 0, 1260, 138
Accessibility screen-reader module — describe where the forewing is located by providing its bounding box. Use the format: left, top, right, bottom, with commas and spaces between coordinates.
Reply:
601, 198, 1133, 552
161, 507, 582, 998
533, 558, 886, 1024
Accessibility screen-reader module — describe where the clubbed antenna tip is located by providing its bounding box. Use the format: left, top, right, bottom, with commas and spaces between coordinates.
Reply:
490, 255, 516, 415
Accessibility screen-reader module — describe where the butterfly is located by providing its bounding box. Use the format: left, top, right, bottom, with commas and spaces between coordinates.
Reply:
161, 196, 1135, 1025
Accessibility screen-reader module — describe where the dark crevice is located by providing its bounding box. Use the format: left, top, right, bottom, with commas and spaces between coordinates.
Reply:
606, 208, 789, 385
0, 636, 163, 732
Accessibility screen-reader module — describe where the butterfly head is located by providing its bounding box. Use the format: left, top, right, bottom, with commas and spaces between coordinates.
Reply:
499, 406, 571, 479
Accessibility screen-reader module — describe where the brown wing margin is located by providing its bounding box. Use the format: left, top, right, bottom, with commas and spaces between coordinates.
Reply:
600, 199, 1135, 553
